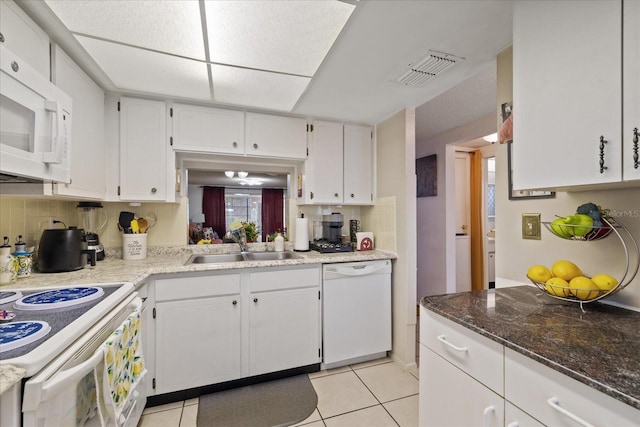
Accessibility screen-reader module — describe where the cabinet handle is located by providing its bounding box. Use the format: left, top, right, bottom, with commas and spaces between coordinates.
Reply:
482, 405, 495, 427
253, 143, 258, 149
633, 127, 638, 169
253, 298, 258, 303
11, 60, 19, 73
547, 397, 595, 427
151, 187, 157, 194
232, 300, 237, 305
506, 423, 519, 427
350, 193, 355, 198
310, 191, 314, 200
334, 193, 339, 198
599, 136, 608, 173
436, 334, 468, 352
233, 141, 238, 148
0, 32, 4, 43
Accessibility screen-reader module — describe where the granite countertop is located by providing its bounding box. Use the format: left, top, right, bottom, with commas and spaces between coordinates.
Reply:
421, 286, 640, 410
0, 243, 396, 291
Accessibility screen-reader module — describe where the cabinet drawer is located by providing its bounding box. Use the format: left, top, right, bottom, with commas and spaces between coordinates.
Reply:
249, 266, 320, 293
156, 273, 241, 301
505, 348, 640, 427
420, 309, 503, 395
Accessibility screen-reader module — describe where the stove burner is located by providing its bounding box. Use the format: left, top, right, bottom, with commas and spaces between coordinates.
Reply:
14, 287, 105, 311
0, 321, 51, 352
310, 240, 354, 253
0, 291, 23, 305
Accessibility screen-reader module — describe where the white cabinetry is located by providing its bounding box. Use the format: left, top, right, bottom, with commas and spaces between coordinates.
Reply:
245, 112, 307, 160
119, 97, 174, 202
419, 309, 504, 427
171, 103, 244, 155
51, 46, 106, 199
152, 264, 320, 395
513, 0, 639, 190
0, 0, 49, 79
623, 0, 640, 181
302, 121, 374, 205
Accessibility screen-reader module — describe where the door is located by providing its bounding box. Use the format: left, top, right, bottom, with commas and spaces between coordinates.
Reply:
343, 124, 374, 205
454, 152, 470, 235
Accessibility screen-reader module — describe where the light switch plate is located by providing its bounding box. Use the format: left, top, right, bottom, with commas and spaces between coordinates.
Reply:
522, 213, 541, 240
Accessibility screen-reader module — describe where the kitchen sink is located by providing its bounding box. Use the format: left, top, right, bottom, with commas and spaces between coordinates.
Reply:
184, 251, 302, 265
185, 253, 246, 264
242, 251, 302, 261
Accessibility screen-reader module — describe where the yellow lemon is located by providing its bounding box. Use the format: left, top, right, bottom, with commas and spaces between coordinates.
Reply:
545, 277, 570, 297
551, 260, 582, 281
569, 276, 600, 300
527, 265, 553, 283
591, 274, 618, 291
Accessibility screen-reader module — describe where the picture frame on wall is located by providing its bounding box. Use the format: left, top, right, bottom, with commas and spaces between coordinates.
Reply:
416, 154, 437, 197
504, 102, 555, 200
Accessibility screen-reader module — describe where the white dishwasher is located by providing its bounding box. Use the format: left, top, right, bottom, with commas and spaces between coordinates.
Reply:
322, 259, 392, 369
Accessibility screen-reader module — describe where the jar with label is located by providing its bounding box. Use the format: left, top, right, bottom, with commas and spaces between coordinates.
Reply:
1, 237, 14, 285
12, 250, 32, 278
274, 233, 285, 252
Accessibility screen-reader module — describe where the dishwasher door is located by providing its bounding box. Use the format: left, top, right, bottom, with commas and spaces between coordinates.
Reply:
322, 260, 392, 369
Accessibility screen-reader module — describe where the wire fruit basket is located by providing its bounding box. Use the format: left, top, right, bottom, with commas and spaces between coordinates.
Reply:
530, 217, 639, 310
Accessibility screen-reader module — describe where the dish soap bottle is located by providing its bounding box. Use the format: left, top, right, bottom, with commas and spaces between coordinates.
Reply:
274, 233, 285, 252
1, 237, 14, 285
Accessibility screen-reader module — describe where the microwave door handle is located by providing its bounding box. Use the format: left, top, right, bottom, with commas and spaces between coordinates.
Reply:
40, 348, 103, 401
42, 100, 63, 164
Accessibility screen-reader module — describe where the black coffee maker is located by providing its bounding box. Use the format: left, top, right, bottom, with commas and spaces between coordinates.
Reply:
322, 213, 344, 243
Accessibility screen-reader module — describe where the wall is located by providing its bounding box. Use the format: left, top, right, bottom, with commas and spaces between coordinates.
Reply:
0, 195, 189, 251
495, 46, 640, 311
363, 108, 417, 370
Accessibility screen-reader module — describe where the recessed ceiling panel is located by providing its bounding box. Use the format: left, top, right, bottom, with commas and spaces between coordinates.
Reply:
211, 64, 310, 111
45, 0, 205, 60
76, 35, 211, 100
205, 1, 354, 76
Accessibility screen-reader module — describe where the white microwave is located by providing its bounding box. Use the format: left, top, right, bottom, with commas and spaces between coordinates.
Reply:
0, 44, 72, 183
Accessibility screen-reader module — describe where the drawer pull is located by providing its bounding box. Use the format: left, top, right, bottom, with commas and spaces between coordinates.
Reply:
547, 397, 595, 427
483, 405, 495, 427
436, 334, 468, 352
506, 423, 519, 427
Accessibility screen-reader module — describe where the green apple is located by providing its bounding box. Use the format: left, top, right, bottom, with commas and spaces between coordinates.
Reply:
568, 214, 594, 237
550, 217, 571, 238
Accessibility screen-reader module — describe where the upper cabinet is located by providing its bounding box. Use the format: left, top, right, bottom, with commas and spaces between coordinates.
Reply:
171, 103, 244, 155
0, 0, 49, 79
623, 0, 640, 181
119, 97, 175, 202
51, 45, 106, 199
300, 121, 374, 206
513, 0, 639, 191
245, 112, 307, 160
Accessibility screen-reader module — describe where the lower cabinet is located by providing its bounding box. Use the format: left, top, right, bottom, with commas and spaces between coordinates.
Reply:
151, 265, 321, 395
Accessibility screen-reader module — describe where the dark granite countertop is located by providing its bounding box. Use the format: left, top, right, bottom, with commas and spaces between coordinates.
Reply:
420, 285, 640, 410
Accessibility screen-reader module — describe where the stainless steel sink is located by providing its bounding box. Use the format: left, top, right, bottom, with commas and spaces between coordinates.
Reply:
185, 253, 245, 264
185, 251, 302, 265
243, 251, 302, 261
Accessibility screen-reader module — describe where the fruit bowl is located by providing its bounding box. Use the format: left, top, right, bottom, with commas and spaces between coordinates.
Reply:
543, 218, 613, 241
527, 276, 618, 303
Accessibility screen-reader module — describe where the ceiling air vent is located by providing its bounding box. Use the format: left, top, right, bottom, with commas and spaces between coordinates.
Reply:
397, 50, 464, 87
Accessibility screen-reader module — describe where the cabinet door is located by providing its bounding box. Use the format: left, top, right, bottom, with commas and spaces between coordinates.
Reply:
51, 46, 106, 199
155, 295, 241, 394
623, 0, 640, 182
419, 344, 504, 427
304, 120, 343, 204
0, 0, 49, 79
513, 1, 622, 189
245, 112, 307, 159
172, 103, 244, 154
119, 97, 168, 201
249, 287, 320, 376
505, 402, 545, 427
343, 124, 373, 205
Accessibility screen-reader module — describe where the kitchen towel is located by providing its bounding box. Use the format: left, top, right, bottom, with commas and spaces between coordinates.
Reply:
94, 307, 146, 427
294, 217, 310, 251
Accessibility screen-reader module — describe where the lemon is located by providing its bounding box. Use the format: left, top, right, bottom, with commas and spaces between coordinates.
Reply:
527, 265, 553, 283
545, 277, 570, 297
591, 274, 618, 291
551, 260, 582, 281
569, 276, 600, 300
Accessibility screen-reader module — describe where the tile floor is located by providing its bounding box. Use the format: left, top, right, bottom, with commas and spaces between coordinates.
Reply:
138, 357, 420, 427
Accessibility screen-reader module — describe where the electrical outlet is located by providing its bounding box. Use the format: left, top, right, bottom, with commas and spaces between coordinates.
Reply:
522, 213, 541, 240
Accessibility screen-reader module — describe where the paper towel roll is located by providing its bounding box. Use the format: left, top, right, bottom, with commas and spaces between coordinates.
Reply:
294, 218, 310, 251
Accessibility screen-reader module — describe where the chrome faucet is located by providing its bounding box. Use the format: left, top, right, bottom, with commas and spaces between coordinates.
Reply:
231, 228, 248, 252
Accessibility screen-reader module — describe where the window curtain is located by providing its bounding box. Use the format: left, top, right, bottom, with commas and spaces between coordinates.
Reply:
470, 150, 484, 291
261, 188, 284, 241
202, 186, 226, 237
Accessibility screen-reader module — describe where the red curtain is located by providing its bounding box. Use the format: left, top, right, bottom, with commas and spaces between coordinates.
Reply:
202, 186, 226, 237
261, 188, 284, 241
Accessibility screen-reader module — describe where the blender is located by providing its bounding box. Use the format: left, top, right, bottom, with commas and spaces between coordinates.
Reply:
77, 202, 108, 261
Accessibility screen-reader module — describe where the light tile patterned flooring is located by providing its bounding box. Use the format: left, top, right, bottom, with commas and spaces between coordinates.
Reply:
138, 357, 420, 427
